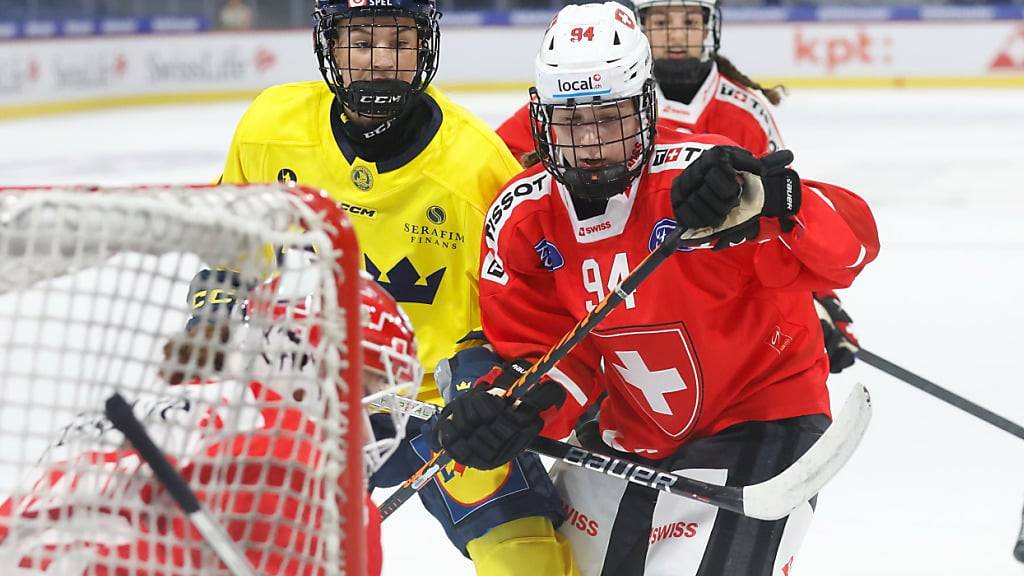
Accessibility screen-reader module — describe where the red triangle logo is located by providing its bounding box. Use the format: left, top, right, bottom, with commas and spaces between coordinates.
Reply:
990, 26, 1024, 71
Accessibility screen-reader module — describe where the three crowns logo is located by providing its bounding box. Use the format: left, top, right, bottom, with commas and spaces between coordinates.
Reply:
365, 255, 445, 305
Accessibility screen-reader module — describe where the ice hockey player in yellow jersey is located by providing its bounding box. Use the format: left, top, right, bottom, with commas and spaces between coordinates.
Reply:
218, 0, 577, 574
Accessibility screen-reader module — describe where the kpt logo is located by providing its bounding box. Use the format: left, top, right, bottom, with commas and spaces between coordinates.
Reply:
990, 26, 1024, 71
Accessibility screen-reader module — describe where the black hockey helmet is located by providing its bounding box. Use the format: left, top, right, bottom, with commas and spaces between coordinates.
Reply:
314, 0, 441, 121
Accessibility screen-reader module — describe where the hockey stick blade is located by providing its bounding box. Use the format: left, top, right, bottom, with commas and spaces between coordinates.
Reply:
377, 226, 687, 521
105, 393, 258, 576
371, 382, 871, 521
742, 383, 872, 520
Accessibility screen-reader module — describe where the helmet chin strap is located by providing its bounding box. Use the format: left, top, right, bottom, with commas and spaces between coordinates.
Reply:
653, 58, 713, 104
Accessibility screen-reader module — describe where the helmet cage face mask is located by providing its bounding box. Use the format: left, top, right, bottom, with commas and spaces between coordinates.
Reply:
361, 339, 422, 476
358, 274, 422, 476
639, 0, 721, 86
314, 0, 441, 122
530, 79, 658, 202
639, 0, 721, 60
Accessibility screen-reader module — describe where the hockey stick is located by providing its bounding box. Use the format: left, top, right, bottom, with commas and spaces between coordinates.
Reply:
377, 225, 688, 520
371, 382, 872, 520
105, 393, 258, 576
858, 349, 1024, 441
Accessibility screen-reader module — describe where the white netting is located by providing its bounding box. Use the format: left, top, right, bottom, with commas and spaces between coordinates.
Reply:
0, 184, 363, 576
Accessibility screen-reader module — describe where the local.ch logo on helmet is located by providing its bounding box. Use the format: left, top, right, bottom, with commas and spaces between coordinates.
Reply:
555, 73, 610, 98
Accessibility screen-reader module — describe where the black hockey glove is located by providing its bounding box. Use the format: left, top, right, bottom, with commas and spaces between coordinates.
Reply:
161, 268, 255, 386
184, 268, 257, 330
671, 146, 801, 250
814, 291, 860, 374
433, 336, 502, 405
434, 359, 567, 470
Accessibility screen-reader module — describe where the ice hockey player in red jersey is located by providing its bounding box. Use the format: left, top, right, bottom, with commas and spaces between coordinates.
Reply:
435, 3, 879, 575
497, 0, 783, 162
633, 0, 784, 154
0, 269, 421, 576
496, 0, 862, 375
633, 0, 863, 374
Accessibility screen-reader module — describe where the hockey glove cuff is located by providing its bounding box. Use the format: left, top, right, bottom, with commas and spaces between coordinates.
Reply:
434, 344, 502, 405
814, 292, 859, 374
671, 146, 801, 250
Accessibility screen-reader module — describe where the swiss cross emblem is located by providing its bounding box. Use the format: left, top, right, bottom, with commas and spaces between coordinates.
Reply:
592, 322, 703, 438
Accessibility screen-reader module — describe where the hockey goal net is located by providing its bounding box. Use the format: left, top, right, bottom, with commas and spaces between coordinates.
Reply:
0, 184, 364, 575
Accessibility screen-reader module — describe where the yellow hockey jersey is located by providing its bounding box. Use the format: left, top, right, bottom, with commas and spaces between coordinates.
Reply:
220, 82, 520, 403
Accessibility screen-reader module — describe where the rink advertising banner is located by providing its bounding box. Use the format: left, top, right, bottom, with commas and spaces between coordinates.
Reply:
724, 21, 1024, 86
0, 32, 313, 118
1, 18, 1022, 118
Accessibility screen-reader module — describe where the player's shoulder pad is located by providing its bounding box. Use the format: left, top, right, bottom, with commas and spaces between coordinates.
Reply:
236, 81, 330, 145
480, 165, 552, 286
713, 75, 783, 149
648, 132, 739, 174
483, 163, 552, 249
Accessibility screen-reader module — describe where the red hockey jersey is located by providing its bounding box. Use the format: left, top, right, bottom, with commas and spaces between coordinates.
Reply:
496, 63, 784, 162
655, 62, 784, 157
479, 133, 878, 458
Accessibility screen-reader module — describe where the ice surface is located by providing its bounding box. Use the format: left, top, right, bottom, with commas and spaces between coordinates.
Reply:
1, 89, 1023, 575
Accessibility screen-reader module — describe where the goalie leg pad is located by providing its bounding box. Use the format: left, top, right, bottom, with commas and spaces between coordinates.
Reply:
554, 415, 827, 576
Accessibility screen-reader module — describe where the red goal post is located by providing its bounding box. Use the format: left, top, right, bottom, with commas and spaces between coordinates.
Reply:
0, 183, 364, 575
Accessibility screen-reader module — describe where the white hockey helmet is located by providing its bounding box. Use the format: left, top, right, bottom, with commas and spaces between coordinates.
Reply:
533, 2, 651, 106
530, 1, 658, 202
